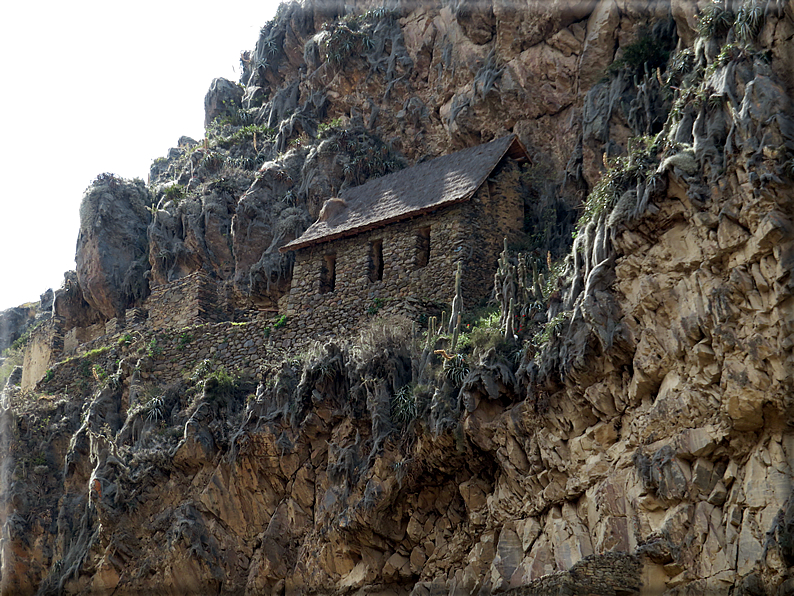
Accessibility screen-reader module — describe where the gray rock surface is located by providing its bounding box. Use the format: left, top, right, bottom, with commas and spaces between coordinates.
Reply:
75, 175, 152, 319
203, 77, 244, 127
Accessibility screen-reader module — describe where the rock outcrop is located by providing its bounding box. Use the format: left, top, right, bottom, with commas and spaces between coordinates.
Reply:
2, 0, 794, 595
75, 175, 152, 320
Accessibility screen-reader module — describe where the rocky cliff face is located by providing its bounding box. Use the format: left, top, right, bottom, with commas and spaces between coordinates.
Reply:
2, 0, 794, 595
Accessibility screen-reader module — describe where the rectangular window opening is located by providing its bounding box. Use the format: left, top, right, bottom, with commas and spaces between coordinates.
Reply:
320, 253, 336, 294
369, 239, 384, 282
416, 226, 431, 269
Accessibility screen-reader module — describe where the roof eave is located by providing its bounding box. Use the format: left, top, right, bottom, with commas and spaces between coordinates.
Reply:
279, 193, 474, 253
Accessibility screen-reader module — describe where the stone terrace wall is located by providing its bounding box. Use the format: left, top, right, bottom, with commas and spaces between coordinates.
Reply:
507, 552, 642, 595
36, 315, 296, 395
285, 164, 524, 344
145, 271, 232, 330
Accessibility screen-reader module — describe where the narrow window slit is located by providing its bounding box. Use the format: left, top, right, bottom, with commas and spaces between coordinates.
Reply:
416, 226, 431, 269
369, 239, 384, 282
320, 253, 336, 294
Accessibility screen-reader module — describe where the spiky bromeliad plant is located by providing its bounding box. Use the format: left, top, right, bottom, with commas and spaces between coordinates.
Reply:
697, 1, 735, 39
443, 354, 470, 386
391, 384, 417, 426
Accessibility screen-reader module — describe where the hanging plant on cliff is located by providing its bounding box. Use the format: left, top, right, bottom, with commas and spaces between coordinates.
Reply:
324, 20, 374, 67
697, 1, 735, 39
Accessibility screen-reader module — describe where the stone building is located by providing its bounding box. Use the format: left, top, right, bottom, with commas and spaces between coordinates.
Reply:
280, 134, 530, 342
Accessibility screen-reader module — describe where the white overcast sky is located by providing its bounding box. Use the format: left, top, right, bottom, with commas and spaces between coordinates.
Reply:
0, 0, 280, 312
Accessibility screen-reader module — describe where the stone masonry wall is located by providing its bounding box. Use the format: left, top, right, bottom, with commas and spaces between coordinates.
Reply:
21, 317, 64, 391
285, 163, 524, 343
286, 204, 466, 343
507, 552, 642, 595
36, 315, 294, 396
461, 158, 524, 308
146, 270, 232, 331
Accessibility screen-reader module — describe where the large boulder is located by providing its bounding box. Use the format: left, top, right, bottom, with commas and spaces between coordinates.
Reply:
75, 175, 152, 320
204, 78, 244, 127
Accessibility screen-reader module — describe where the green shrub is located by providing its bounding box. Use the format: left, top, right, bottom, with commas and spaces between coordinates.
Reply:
190, 359, 214, 382
608, 33, 670, 76
177, 332, 193, 350
92, 365, 108, 382
79, 359, 93, 379
163, 184, 185, 205
318, 117, 344, 136
147, 338, 163, 358
367, 298, 386, 316
204, 367, 238, 402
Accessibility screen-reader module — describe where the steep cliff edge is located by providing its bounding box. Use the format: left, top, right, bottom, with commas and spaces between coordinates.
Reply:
2, 1, 794, 595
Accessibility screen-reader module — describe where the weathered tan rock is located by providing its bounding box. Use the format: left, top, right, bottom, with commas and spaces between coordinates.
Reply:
578, 0, 619, 89
7, 2, 794, 596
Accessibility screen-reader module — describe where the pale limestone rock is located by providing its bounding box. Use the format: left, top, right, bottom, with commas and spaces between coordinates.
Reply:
525, 533, 557, 581
578, 0, 619, 89
737, 513, 764, 576
489, 528, 523, 591
671, 0, 699, 47
459, 477, 490, 517
548, 504, 594, 570
516, 517, 542, 552
382, 553, 410, 582
717, 217, 751, 251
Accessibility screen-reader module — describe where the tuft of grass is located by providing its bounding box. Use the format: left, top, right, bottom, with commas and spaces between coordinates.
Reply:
83, 346, 112, 360
204, 367, 238, 402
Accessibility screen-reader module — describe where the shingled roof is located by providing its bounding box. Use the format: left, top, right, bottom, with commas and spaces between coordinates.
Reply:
280, 134, 529, 252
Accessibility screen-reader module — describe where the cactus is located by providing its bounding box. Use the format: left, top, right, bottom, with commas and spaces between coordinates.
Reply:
504, 297, 515, 339
531, 258, 543, 302
449, 261, 463, 335
493, 239, 554, 339
452, 313, 462, 351
494, 239, 516, 331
